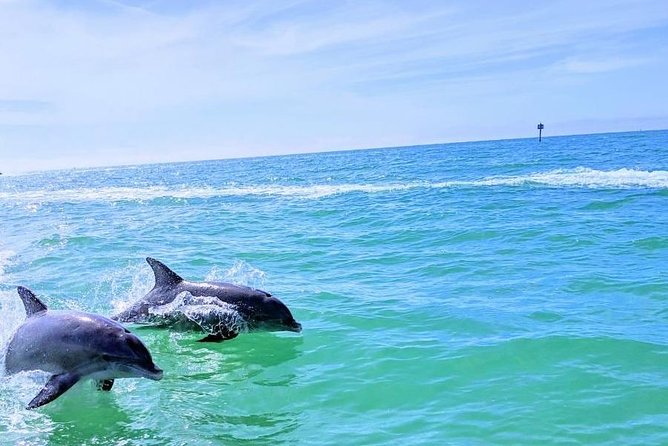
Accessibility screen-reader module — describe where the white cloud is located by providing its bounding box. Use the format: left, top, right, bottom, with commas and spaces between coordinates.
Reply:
0, 0, 667, 172
555, 57, 647, 74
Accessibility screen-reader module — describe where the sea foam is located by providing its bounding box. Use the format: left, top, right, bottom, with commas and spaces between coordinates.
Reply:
467, 167, 668, 188
0, 168, 666, 204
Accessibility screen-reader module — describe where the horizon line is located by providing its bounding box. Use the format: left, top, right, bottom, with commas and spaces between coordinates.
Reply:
3, 127, 666, 176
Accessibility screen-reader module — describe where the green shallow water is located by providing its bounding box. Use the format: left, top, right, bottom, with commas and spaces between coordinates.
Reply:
1, 130, 668, 444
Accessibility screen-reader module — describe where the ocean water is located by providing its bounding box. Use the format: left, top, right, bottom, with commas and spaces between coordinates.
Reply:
1, 130, 667, 445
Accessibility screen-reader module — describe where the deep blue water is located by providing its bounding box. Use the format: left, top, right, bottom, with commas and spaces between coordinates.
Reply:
1, 130, 668, 445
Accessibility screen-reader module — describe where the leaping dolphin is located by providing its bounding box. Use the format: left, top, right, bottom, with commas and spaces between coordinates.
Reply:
112, 257, 302, 342
4, 287, 163, 409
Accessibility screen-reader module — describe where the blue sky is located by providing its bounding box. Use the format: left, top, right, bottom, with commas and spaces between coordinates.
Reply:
1, 0, 667, 172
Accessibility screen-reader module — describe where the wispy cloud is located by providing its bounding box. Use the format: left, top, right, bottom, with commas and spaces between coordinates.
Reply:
0, 99, 52, 113
554, 57, 647, 74
0, 0, 667, 172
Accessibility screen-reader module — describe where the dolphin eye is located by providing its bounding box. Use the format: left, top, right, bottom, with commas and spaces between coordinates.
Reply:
101, 354, 111, 361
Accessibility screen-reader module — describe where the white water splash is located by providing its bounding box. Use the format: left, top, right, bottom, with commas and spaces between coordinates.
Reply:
1, 168, 665, 204
106, 263, 154, 316
206, 260, 267, 290
148, 291, 248, 335
0, 289, 25, 366
0, 370, 54, 443
0, 250, 16, 283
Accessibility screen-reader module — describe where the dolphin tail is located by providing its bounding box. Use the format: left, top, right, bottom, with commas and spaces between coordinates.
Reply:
16, 286, 48, 316
27, 372, 80, 409
146, 257, 184, 288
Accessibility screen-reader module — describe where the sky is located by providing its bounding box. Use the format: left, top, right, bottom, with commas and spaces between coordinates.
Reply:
0, 0, 667, 172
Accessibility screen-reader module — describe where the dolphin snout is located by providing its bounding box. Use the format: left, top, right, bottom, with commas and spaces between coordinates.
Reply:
146, 364, 164, 381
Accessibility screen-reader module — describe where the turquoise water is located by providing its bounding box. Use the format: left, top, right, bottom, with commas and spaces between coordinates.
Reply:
1, 130, 668, 445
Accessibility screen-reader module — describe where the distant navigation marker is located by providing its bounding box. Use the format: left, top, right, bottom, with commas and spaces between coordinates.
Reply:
537, 122, 544, 142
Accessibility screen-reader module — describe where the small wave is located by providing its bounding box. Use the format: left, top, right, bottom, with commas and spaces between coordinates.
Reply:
0, 168, 665, 204
466, 168, 668, 189
0, 184, 416, 203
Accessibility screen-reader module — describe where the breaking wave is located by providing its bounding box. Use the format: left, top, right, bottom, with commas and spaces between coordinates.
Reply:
1, 168, 666, 203
464, 167, 668, 189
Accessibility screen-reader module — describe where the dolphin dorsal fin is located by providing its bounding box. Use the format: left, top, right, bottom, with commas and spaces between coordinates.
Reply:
146, 257, 183, 288
17, 286, 48, 316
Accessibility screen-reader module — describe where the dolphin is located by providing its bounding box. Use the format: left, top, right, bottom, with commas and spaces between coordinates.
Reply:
112, 257, 302, 342
4, 286, 163, 409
